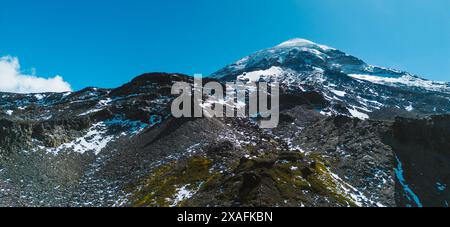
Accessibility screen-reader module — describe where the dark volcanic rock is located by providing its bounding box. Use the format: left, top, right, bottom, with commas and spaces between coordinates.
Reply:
382, 115, 450, 207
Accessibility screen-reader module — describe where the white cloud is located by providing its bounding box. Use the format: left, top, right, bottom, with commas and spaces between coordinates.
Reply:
0, 55, 72, 93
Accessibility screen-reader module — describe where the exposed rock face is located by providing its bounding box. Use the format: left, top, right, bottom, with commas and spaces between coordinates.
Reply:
283, 116, 396, 207
0, 40, 449, 207
382, 116, 450, 207
0, 73, 185, 206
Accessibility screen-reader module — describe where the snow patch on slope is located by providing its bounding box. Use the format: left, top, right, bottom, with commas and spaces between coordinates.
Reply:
237, 66, 285, 82
329, 170, 385, 207
330, 89, 347, 97
347, 107, 369, 120
78, 98, 112, 116
349, 74, 449, 92
46, 122, 114, 155
170, 184, 200, 207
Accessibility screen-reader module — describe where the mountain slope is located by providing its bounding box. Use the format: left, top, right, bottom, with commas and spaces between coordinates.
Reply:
0, 39, 449, 207
212, 38, 450, 120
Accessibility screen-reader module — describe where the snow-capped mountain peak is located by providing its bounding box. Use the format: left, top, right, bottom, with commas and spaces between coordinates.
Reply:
277, 38, 316, 47
211, 39, 450, 120
276, 38, 334, 51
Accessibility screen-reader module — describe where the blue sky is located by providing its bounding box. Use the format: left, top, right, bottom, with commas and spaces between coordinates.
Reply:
0, 0, 449, 91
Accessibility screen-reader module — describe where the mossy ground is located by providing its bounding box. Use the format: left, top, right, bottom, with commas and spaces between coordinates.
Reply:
129, 147, 358, 207
228, 151, 357, 207
130, 156, 215, 207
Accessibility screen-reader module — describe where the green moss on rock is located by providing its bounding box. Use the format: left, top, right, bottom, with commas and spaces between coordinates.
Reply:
129, 150, 360, 207
130, 156, 214, 207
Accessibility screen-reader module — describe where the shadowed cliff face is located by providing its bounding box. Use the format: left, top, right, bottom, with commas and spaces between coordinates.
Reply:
382, 116, 450, 207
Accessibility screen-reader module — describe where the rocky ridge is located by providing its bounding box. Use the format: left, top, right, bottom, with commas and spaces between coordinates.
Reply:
0, 39, 449, 207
